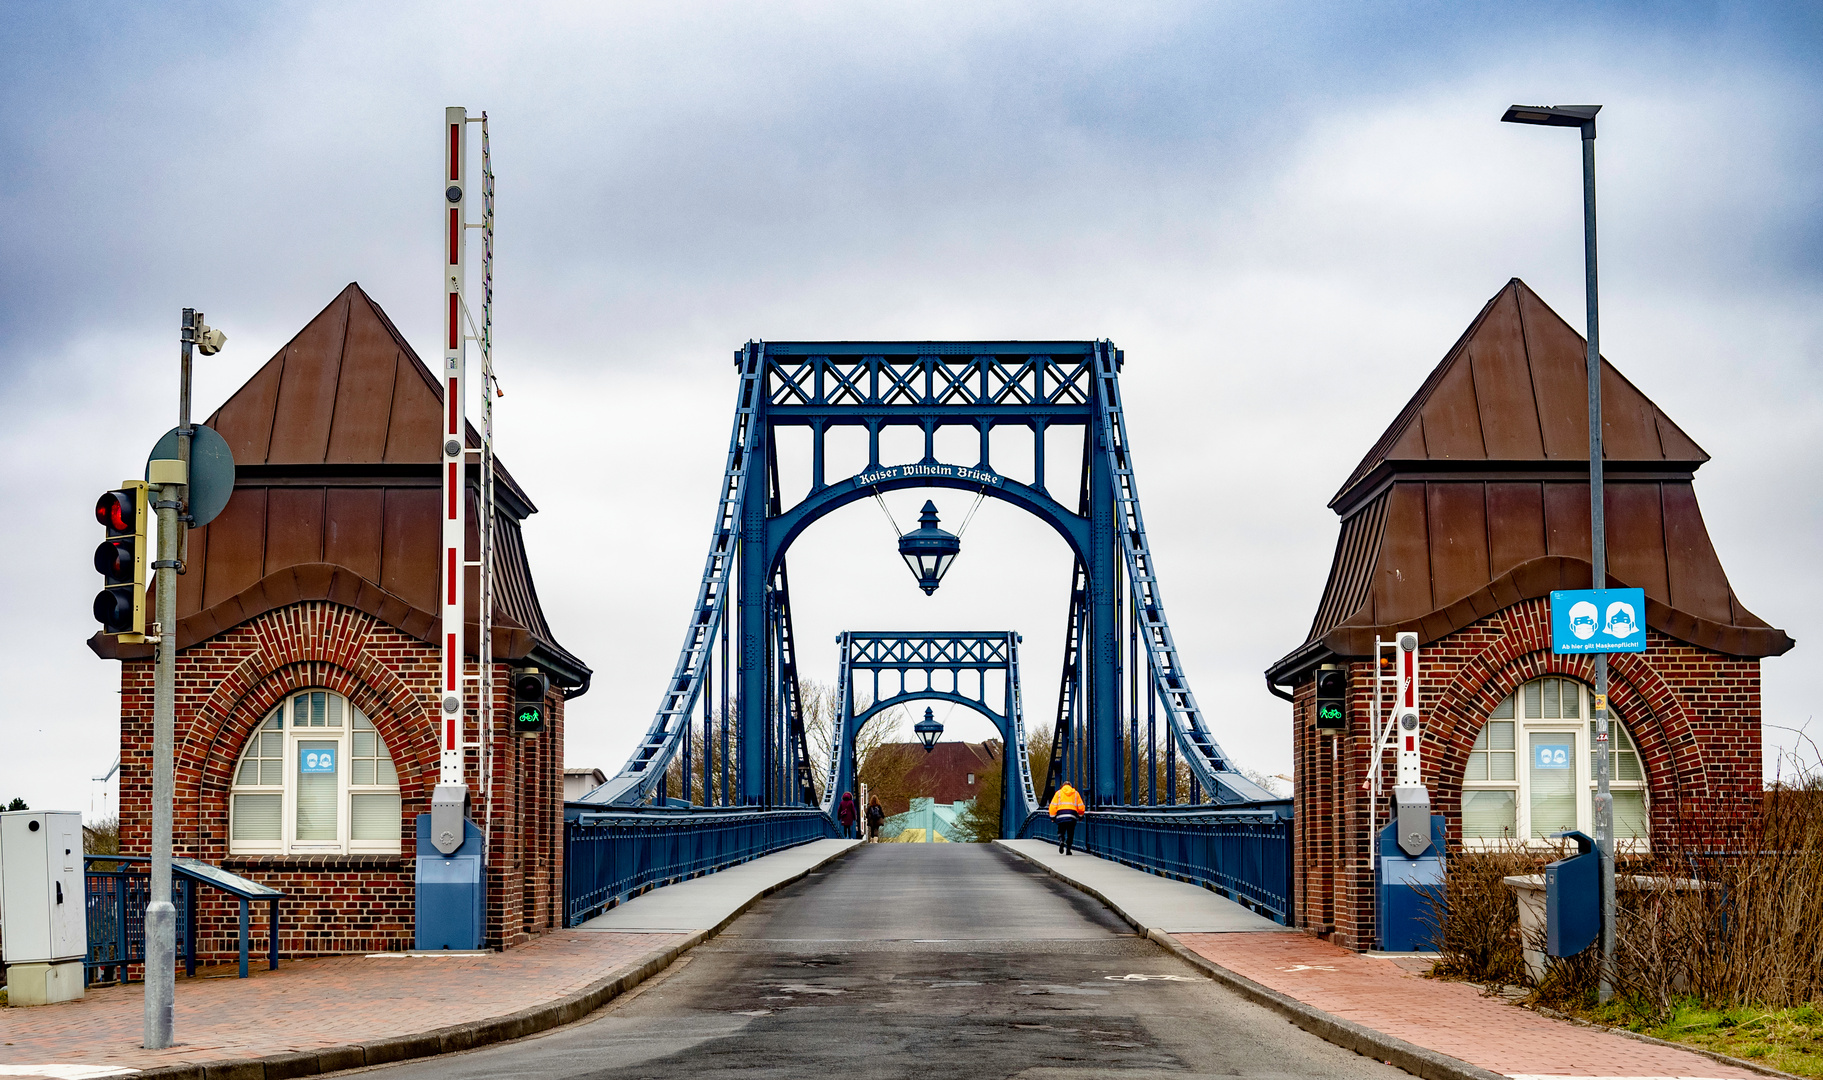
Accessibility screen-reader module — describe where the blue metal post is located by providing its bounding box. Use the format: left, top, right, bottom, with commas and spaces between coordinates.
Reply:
740, 419, 768, 802
1129, 580, 1139, 804
721, 597, 731, 806
1147, 646, 1157, 805
1089, 383, 1120, 806
682, 687, 693, 803
237, 898, 249, 978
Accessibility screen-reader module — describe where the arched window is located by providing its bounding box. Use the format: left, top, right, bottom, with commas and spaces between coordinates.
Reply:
229, 690, 402, 855
1461, 676, 1647, 848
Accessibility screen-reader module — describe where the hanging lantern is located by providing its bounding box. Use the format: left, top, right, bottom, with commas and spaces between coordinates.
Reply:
898, 500, 960, 595
914, 707, 944, 753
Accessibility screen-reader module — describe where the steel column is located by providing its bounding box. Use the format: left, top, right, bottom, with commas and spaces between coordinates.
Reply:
1088, 381, 1120, 805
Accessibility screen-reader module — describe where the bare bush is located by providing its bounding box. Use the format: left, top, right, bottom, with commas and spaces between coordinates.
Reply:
1435, 775, 1823, 1020
1430, 846, 1549, 986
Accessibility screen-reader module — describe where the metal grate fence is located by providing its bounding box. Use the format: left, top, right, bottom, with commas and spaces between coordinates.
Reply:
1020, 803, 1294, 924
565, 806, 832, 926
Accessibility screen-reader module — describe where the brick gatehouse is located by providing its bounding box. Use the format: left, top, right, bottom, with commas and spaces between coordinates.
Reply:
1266, 278, 1793, 952
91, 284, 590, 959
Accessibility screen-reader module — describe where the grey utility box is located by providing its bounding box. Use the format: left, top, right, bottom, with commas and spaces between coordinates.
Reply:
429, 782, 469, 856
0, 810, 87, 1004
1393, 785, 1433, 857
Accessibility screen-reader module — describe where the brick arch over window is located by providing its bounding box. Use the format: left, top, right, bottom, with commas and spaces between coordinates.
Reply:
1422, 599, 1709, 847
178, 606, 439, 859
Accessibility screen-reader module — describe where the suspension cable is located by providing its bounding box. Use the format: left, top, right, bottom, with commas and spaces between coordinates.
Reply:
955, 486, 988, 538
871, 487, 904, 537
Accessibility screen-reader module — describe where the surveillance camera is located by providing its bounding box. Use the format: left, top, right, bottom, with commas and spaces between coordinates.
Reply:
196, 325, 227, 355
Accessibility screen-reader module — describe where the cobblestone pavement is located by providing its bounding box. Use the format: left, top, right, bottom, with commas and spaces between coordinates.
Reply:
1175, 931, 1760, 1079
0, 931, 685, 1076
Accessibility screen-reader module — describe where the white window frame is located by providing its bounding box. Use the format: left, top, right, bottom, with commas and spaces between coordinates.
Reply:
1461, 676, 1649, 852
228, 690, 402, 856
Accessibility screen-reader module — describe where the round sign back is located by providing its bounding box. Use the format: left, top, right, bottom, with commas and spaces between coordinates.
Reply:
146, 424, 237, 527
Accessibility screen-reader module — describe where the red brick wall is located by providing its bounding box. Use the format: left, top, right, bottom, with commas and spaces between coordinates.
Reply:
115, 600, 566, 962
1290, 596, 1763, 951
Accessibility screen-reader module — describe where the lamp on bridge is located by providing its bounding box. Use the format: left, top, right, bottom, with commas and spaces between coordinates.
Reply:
898, 501, 960, 595
914, 707, 944, 753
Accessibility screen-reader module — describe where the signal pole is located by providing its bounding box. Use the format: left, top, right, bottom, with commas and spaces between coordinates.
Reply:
143, 309, 224, 1048
143, 310, 193, 1048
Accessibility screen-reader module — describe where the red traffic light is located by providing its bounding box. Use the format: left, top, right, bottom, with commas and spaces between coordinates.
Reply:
96, 489, 134, 532
94, 539, 135, 581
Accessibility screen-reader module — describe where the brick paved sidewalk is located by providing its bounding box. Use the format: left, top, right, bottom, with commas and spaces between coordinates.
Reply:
1175, 931, 1761, 1079
0, 930, 685, 1077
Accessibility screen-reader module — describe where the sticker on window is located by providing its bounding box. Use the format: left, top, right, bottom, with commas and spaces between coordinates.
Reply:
300, 746, 337, 773
1534, 744, 1571, 770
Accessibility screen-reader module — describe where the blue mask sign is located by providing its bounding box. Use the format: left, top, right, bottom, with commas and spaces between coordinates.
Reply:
300, 746, 337, 774
1550, 588, 1647, 654
1535, 744, 1572, 770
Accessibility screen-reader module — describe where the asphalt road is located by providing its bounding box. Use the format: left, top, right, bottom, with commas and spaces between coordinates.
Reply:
357, 845, 1405, 1079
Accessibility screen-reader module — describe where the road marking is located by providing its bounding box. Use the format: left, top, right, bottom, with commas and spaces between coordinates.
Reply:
1104, 973, 1201, 982
0, 1068, 140, 1079
1276, 964, 1338, 972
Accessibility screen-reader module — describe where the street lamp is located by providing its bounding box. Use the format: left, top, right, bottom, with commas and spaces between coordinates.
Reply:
914, 707, 944, 753
898, 500, 960, 595
1501, 101, 1616, 1002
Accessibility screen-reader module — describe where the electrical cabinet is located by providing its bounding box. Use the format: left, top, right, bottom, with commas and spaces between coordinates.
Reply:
1, 810, 87, 965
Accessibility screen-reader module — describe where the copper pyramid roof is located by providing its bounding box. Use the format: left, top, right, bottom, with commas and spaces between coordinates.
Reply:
91, 284, 588, 688
1332, 278, 1708, 513
1270, 279, 1791, 678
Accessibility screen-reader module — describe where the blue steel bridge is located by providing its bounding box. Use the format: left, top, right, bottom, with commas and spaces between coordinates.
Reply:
565, 341, 1292, 926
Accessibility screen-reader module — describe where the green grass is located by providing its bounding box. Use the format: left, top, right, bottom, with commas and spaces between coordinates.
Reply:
1579, 998, 1823, 1077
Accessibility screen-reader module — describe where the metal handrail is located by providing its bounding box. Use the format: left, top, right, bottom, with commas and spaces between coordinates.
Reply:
84, 855, 284, 983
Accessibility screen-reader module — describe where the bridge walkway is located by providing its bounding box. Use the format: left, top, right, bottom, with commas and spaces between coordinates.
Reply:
364, 843, 1401, 1079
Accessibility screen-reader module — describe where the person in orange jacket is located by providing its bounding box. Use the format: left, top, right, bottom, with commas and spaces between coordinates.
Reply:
1048, 782, 1086, 855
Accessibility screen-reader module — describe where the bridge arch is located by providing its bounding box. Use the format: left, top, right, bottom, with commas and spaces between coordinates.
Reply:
582, 340, 1271, 816
767, 468, 1090, 577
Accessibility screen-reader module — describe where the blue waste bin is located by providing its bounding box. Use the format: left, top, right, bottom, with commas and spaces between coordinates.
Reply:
414, 815, 485, 950
1545, 830, 1599, 958
1376, 816, 1446, 952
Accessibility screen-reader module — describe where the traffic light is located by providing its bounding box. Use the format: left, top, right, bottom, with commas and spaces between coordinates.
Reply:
94, 482, 150, 638
1314, 666, 1348, 732
512, 669, 549, 736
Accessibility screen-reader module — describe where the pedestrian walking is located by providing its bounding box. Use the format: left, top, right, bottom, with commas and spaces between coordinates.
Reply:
837, 791, 857, 839
866, 796, 886, 843
1048, 782, 1085, 855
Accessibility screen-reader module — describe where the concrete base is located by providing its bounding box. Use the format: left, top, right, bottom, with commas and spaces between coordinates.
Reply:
4, 959, 85, 1005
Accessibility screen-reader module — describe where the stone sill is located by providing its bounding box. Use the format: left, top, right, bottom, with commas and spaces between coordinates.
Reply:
221, 854, 406, 871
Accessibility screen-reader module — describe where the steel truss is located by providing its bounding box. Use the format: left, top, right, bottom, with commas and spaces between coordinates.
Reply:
581, 341, 1273, 816
822, 631, 1037, 836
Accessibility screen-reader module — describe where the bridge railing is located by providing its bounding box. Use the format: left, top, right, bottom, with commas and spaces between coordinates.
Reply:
564, 805, 833, 926
1019, 802, 1294, 925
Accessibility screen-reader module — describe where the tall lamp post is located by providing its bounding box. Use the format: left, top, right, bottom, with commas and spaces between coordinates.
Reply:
1500, 102, 1615, 1002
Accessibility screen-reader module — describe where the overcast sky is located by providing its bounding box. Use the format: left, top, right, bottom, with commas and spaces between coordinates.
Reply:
5, 2, 1820, 815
